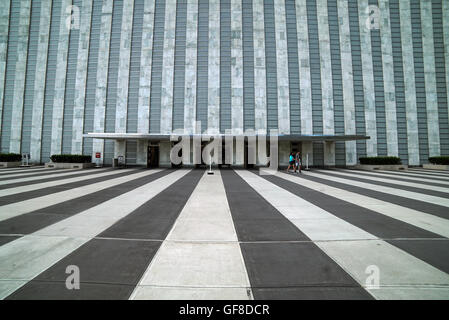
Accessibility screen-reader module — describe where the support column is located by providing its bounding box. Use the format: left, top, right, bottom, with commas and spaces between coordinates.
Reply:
421, 0, 440, 157
9, 0, 31, 153
208, 0, 220, 134
359, 0, 377, 156
274, 0, 289, 134
160, 0, 176, 135
92, 0, 113, 164
30, 0, 52, 163
115, 0, 134, 157
296, 0, 313, 165
71, 0, 93, 155
183, 0, 198, 135
253, 0, 267, 135
444, 0, 449, 127
379, 0, 398, 157
137, 0, 155, 165
231, 0, 243, 135
324, 141, 336, 167
338, 0, 357, 165
50, 0, 72, 156
399, 0, 419, 165
0, 0, 11, 140
317, 0, 335, 166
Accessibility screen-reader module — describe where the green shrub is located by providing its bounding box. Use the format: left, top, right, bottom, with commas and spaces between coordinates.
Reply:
0, 153, 22, 162
359, 156, 402, 165
428, 156, 449, 165
50, 154, 92, 163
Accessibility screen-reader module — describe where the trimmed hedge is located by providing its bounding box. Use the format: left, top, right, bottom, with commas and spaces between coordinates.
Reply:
0, 153, 22, 162
359, 156, 402, 165
428, 156, 449, 165
50, 154, 92, 163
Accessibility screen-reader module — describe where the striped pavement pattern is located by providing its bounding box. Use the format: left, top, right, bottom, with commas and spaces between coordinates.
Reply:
0, 167, 448, 300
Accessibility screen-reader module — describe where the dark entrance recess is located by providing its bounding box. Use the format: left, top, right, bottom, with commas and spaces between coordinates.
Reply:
147, 145, 159, 168
244, 141, 255, 169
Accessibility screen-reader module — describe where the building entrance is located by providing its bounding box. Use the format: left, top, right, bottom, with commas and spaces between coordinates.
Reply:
147, 145, 159, 168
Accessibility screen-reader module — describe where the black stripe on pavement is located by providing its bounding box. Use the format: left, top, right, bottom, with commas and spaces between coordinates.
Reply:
221, 169, 307, 242
295, 171, 449, 220
0, 235, 20, 246
388, 170, 449, 180
0, 169, 104, 190
0, 170, 171, 245
7, 170, 203, 300
0, 168, 56, 177
409, 168, 449, 176
221, 169, 372, 300
0, 166, 45, 173
260, 172, 449, 274
0, 168, 140, 205
312, 170, 449, 198
334, 169, 449, 189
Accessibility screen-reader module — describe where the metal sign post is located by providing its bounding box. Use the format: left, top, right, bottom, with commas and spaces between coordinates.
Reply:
95, 152, 102, 168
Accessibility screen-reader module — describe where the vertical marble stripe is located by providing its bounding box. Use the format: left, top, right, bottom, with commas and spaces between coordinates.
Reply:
184, 0, 198, 134
358, 0, 377, 156
136, 0, 155, 164
0, 0, 10, 140
92, 0, 113, 162
253, 0, 267, 134
338, 0, 357, 165
231, 0, 243, 135
29, 0, 51, 162
296, 0, 313, 164
160, 0, 176, 134
421, 0, 440, 157
49, 0, 72, 156
378, 0, 398, 156
274, 0, 289, 134
317, 0, 334, 165
444, 0, 449, 126
114, 0, 134, 157
9, 0, 31, 153
208, 0, 220, 134
71, 0, 92, 155
399, 0, 419, 165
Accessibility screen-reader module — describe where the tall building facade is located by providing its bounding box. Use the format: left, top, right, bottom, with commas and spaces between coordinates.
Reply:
0, 0, 448, 167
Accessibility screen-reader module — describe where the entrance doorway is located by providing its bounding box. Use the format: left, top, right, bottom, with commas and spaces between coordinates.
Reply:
147, 145, 159, 168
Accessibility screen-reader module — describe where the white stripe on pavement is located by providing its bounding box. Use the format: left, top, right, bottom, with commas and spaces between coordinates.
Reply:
238, 170, 449, 300
315, 169, 449, 193
0, 169, 163, 222
339, 169, 449, 186
0, 168, 123, 198
305, 170, 449, 208
0, 169, 89, 186
0, 169, 190, 299
130, 170, 251, 300
0, 167, 47, 175
273, 171, 449, 238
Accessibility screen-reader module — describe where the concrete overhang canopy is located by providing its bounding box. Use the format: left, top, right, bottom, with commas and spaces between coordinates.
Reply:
84, 132, 370, 142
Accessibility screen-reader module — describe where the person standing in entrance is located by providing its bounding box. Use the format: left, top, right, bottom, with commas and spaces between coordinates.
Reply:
287, 152, 295, 173
294, 151, 301, 174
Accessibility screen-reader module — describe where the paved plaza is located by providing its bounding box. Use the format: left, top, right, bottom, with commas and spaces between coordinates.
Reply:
0, 166, 448, 300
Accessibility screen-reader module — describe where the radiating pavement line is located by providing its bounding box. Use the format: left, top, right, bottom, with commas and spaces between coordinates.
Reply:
383, 169, 449, 180
221, 169, 372, 300
237, 170, 449, 299
0, 168, 122, 198
130, 170, 252, 300
6, 170, 203, 300
337, 169, 449, 187
408, 168, 449, 176
273, 171, 449, 237
0, 168, 70, 178
0, 169, 102, 187
0, 169, 162, 222
259, 171, 449, 274
312, 169, 449, 197
0, 166, 46, 174
0, 169, 172, 246
0, 169, 191, 299
304, 170, 449, 208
